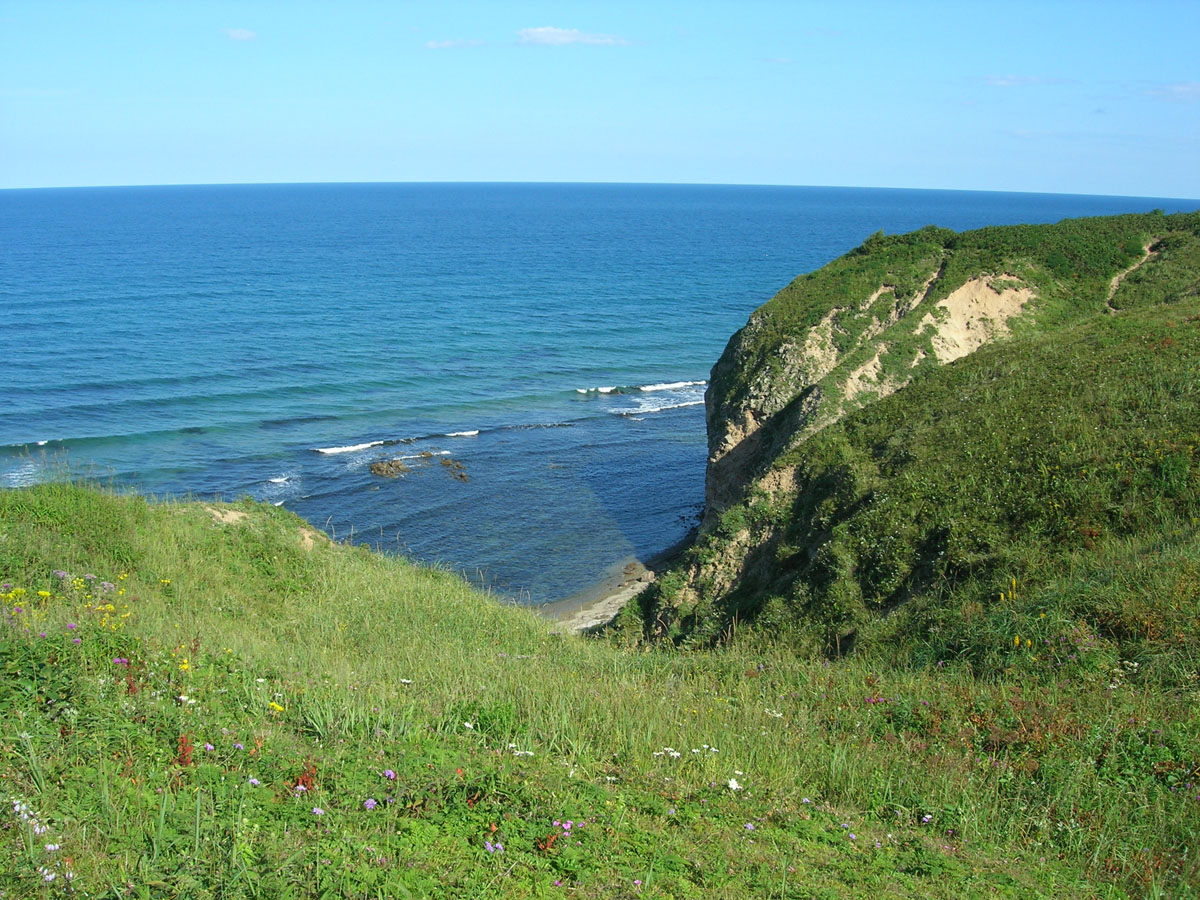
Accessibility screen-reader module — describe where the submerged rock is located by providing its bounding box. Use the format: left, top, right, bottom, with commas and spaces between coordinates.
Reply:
369, 458, 411, 478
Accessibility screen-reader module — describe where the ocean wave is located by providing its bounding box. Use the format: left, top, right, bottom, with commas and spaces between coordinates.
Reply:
575, 379, 707, 396
611, 399, 706, 416
314, 441, 385, 455
639, 380, 707, 392
445, 430, 480, 437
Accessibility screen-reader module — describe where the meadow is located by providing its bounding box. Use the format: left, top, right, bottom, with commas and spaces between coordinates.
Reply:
1, 481, 1196, 898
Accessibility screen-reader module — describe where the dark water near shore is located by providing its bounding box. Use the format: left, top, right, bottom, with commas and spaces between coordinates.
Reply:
2, 183, 1196, 604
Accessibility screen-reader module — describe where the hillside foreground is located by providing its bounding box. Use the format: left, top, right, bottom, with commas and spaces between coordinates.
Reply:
3, 209, 1199, 898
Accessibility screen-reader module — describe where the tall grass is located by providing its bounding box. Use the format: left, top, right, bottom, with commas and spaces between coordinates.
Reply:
1, 484, 1195, 897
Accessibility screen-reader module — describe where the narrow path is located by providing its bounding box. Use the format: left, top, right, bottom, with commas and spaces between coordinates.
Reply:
1106, 241, 1158, 314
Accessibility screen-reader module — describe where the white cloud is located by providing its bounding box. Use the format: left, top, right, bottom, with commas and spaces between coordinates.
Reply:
984, 75, 1076, 88
225, 28, 256, 41
426, 39, 485, 50
986, 75, 1045, 87
1148, 82, 1200, 103
517, 26, 628, 46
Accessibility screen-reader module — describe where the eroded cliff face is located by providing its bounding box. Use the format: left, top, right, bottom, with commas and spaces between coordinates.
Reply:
704, 265, 1035, 520
646, 227, 1048, 642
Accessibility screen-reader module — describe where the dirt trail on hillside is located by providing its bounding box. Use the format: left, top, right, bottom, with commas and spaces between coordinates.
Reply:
1106, 242, 1157, 313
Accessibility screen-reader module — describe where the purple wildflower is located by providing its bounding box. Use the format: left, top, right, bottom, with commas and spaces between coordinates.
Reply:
363, 798, 377, 810
312, 807, 324, 816
248, 778, 260, 786
204, 743, 214, 752
66, 623, 77, 630
383, 769, 396, 780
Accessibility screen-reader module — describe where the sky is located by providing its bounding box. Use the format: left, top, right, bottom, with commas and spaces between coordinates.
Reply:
2, 0, 1198, 198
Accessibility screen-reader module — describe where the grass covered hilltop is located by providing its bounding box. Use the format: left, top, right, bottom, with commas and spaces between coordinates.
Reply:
2, 211, 1199, 899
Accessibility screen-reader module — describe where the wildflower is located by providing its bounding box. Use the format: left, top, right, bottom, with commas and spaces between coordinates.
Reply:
484, 840, 504, 853
383, 769, 396, 780
922, 814, 933, 824
363, 798, 377, 810
45, 843, 60, 852
744, 823, 755, 830
179, 658, 190, 671
248, 777, 261, 786
204, 743, 214, 751
728, 778, 742, 791
73, 637, 81, 644
234, 742, 244, 750
849, 833, 857, 840
464, 722, 474, 730
312, 807, 324, 816
802, 797, 811, 803
66, 622, 77, 630
269, 702, 284, 712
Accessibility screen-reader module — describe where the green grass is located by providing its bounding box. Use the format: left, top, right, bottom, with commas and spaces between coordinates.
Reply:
1, 484, 1196, 898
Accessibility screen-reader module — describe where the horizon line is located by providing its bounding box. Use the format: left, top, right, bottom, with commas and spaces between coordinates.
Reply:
3, 179, 1199, 203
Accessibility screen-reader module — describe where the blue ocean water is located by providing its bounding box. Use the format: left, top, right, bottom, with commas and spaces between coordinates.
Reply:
2, 183, 1197, 604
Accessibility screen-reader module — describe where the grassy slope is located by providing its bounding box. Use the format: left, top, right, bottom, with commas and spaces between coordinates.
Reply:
0, 485, 1195, 898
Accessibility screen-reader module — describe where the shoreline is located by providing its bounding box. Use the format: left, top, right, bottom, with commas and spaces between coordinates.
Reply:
538, 532, 694, 634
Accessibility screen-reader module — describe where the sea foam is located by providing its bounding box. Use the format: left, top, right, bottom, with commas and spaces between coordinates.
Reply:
314, 441, 385, 454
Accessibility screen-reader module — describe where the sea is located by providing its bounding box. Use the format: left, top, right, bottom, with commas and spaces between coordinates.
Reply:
2, 183, 1197, 606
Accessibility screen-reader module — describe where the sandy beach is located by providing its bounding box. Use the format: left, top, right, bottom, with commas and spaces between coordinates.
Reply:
538, 557, 654, 633
539, 535, 693, 633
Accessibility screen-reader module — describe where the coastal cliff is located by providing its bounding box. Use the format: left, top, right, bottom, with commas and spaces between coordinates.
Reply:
632, 210, 1200, 657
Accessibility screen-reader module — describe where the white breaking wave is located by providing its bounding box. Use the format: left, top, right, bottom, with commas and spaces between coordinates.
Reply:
445, 430, 480, 437
268, 476, 290, 484
315, 441, 384, 454
639, 380, 707, 392
610, 398, 706, 416
575, 385, 619, 394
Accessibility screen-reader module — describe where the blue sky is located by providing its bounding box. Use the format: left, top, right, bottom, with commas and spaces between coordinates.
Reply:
2, 0, 1198, 197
